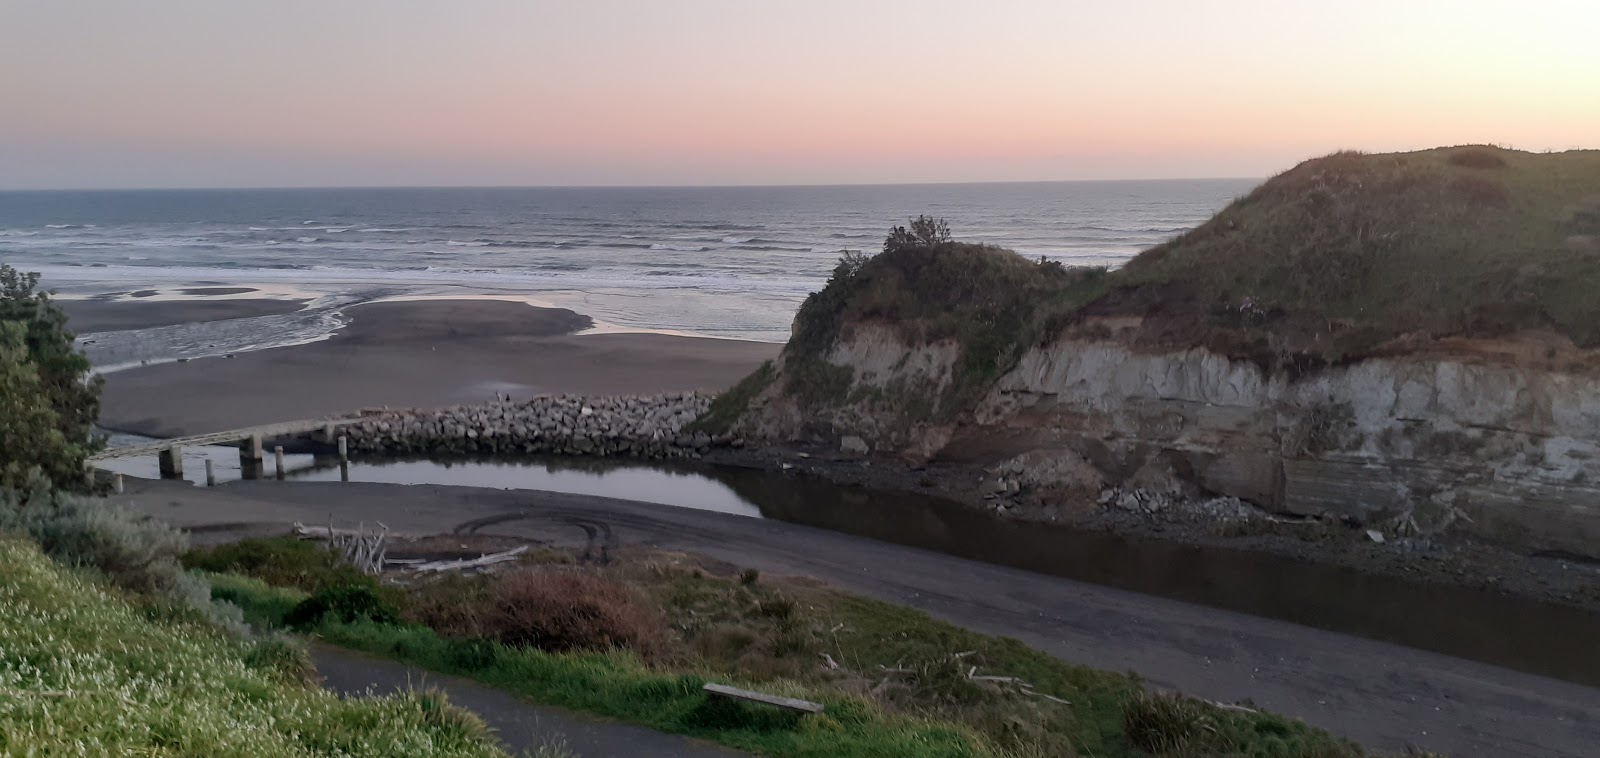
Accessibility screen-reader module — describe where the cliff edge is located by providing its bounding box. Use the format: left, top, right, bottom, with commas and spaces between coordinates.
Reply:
707, 146, 1600, 559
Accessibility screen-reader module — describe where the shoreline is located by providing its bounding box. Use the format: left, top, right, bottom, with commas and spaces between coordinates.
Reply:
97, 298, 780, 437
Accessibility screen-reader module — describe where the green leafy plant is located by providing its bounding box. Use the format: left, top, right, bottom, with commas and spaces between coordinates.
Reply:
0, 265, 102, 490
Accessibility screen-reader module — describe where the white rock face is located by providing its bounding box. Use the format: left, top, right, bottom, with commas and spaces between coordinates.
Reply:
743, 327, 1600, 558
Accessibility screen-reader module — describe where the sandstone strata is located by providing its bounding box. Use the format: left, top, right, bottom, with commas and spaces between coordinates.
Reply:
735, 330, 1600, 559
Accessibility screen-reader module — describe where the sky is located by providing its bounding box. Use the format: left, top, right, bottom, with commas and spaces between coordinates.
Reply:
2, 0, 1596, 189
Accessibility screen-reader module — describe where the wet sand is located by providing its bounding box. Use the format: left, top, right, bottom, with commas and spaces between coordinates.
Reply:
62, 297, 307, 333
99, 299, 780, 437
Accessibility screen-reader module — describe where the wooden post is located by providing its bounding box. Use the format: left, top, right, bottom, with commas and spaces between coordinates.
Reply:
112, 474, 124, 494
337, 434, 349, 463
158, 446, 184, 479
205, 459, 216, 487
340, 460, 350, 483
274, 446, 286, 480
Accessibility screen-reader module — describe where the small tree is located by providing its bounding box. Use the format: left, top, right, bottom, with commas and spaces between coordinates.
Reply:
0, 265, 101, 490
883, 215, 952, 254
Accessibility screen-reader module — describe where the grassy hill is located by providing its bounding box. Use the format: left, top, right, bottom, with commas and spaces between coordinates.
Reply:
718, 146, 1600, 426
0, 537, 508, 757
1101, 146, 1600, 365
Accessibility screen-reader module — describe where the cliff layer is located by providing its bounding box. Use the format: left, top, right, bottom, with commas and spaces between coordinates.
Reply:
713, 147, 1600, 558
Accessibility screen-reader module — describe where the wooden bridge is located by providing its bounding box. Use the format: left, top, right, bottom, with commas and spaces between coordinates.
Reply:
91, 417, 369, 480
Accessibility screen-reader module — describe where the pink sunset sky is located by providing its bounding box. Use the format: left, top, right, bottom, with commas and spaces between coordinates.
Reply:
2, 0, 1595, 189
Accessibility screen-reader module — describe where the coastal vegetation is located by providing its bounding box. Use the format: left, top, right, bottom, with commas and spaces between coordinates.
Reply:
198, 534, 1389, 758
0, 537, 511, 757
0, 264, 102, 490
747, 147, 1600, 423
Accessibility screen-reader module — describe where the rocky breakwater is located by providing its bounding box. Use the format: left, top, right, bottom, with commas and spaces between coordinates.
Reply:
344, 393, 739, 459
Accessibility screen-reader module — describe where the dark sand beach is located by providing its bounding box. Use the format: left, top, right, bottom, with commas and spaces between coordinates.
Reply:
62, 297, 307, 333
99, 299, 780, 437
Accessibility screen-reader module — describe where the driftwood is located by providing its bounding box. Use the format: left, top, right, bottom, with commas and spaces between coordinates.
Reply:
293, 519, 388, 575
703, 683, 823, 714
406, 545, 529, 574
871, 653, 1073, 707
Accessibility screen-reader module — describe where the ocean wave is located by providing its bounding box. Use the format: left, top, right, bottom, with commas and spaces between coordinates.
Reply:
25, 262, 821, 298
296, 236, 319, 243
446, 240, 491, 247
0, 231, 40, 237
44, 224, 96, 229
248, 227, 269, 231
827, 232, 871, 238
649, 243, 709, 252
323, 228, 349, 233
356, 228, 415, 233
731, 244, 812, 252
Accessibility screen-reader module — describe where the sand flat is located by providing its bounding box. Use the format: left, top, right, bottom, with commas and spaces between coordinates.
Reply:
99, 299, 780, 437
62, 298, 307, 333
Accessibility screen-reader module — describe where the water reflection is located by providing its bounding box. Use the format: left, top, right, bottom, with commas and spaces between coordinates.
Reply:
97, 443, 1600, 685
717, 467, 1600, 687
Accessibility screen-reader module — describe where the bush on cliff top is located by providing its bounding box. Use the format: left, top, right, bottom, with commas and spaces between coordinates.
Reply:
785, 221, 1106, 416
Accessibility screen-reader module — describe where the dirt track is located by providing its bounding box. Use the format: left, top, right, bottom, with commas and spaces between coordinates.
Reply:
121, 478, 1600, 757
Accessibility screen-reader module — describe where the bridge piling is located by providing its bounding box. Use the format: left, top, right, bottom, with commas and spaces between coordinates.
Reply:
240, 434, 264, 480
158, 446, 184, 479
205, 459, 216, 486
274, 446, 285, 480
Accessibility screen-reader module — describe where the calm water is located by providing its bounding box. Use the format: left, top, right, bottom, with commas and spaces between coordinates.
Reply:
2, 182, 1251, 352
97, 445, 1600, 686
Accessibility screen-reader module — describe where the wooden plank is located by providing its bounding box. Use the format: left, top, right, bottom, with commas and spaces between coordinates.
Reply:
90, 417, 368, 461
702, 683, 823, 714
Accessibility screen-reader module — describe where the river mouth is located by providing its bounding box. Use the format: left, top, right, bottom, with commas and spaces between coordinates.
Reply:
100, 446, 1600, 687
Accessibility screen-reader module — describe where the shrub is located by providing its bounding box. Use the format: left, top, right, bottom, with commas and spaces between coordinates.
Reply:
0, 264, 102, 490
482, 571, 666, 658
883, 215, 951, 254
184, 535, 379, 594
405, 573, 497, 639
0, 488, 202, 602
285, 584, 401, 630
1447, 146, 1508, 169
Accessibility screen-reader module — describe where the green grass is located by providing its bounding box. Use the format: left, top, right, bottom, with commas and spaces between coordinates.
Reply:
0, 538, 508, 757
214, 575, 1000, 758
1108, 146, 1600, 364
688, 359, 776, 435
207, 538, 1376, 758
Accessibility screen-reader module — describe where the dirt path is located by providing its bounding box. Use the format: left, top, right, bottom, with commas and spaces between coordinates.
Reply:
313, 644, 745, 758
122, 479, 1600, 757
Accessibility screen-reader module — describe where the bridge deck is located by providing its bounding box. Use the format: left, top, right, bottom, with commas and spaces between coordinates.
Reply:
91, 418, 366, 461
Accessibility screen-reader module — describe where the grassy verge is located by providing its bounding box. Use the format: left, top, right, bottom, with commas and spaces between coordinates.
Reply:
0, 537, 508, 757
199, 537, 1389, 758
211, 573, 995, 758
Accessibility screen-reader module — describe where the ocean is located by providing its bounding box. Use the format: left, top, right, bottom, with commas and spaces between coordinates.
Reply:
1, 181, 1252, 364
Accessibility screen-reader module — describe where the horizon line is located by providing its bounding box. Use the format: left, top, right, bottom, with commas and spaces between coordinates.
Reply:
0, 175, 1264, 194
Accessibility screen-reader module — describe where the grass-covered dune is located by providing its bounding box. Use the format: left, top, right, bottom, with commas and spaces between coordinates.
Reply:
1105, 146, 1600, 365
0, 537, 507, 757
713, 146, 1600, 427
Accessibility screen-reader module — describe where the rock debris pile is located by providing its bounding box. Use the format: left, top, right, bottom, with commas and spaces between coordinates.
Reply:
344, 393, 737, 459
